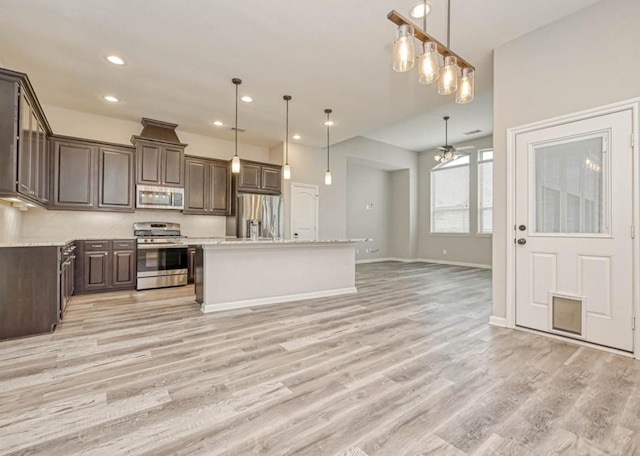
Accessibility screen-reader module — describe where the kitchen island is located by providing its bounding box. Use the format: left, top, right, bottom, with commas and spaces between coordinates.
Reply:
191, 239, 365, 313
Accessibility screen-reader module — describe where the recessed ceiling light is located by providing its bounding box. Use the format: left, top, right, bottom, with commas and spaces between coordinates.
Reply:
212, 120, 224, 126
292, 134, 301, 140
240, 96, 253, 103
103, 95, 120, 103
410, 2, 431, 18
106, 55, 125, 65
323, 120, 334, 127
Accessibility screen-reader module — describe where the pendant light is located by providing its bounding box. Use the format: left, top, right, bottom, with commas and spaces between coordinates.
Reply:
456, 67, 474, 104
231, 78, 242, 174
417, 0, 439, 84
437, 0, 457, 95
392, 24, 415, 72
283, 95, 292, 180
438, 56, 458, 95
324, 109, 332, 186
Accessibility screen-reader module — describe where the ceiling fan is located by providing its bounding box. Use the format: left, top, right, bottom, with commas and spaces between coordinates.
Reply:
434, 116, 475, 162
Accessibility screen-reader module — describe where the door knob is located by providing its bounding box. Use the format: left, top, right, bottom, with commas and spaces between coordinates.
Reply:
519, 225, 527, 231
517, 238, 527, 245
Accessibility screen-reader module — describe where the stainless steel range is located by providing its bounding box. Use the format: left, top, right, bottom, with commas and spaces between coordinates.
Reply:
134, 222, 188, 290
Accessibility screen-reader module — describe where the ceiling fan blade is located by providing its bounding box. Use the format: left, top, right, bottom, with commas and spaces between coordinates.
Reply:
455, 145, 476, 151
437, 146, 448, 151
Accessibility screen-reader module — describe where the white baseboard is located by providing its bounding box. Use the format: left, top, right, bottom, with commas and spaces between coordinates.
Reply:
356, 257, 492, 269
417, 258, 492, 269
201, 287, 358, 313
356, 257, 395, 264
489, 316, 507, 327
355, 257, 420, 264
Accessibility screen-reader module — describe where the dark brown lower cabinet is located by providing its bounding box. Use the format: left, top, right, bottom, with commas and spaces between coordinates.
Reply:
75, 240, 136, 293
0, 246, 59, 341
112, 249, 136, 287
60, 242, 76, 318
82, 250, 109, 291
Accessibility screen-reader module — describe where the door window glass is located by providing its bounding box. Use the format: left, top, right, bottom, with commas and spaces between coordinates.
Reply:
533, 135, 607, 234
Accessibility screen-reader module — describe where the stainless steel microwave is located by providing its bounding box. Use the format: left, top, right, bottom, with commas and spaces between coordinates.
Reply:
136, 185, 184, 210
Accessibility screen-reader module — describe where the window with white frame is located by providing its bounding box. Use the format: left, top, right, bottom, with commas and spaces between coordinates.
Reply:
477, 149, 493, 234
431, 155, 470, 233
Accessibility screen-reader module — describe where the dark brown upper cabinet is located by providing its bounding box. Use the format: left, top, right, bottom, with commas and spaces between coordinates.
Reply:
51, 136, 135, 212
184, 155, 231, 215
261, 166, 281, 193
0, 68, 52, 207
132, 118, 186, 188
98, 146, 135, 210
52, 139, 94, 209
236, 159, 282, 195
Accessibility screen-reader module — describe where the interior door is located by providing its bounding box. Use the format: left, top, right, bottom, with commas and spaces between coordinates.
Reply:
291, 183, 318, 240
515, 109, 634, 351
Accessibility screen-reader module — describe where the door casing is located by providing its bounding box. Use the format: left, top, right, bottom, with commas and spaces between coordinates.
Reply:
504, 98, 640, 359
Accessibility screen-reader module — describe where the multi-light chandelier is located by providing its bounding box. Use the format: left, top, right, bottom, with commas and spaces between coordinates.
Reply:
388, 0, 475, 104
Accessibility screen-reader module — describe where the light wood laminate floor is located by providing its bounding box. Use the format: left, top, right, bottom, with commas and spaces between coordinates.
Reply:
1, 262, 639, 456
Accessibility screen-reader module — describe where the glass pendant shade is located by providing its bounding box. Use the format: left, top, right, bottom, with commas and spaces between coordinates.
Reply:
418, 42, 440, 84
324, 171, 332, 186
231, 155, 240, 174
392, 24, 415, 72
456, 68, 474, 104
283, 164, 291, 180
438, 55, 458, 95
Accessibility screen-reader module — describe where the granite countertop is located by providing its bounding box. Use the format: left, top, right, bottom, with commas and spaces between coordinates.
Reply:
188, 238, 371, 246
0, 236, 136, 248
0, 236, 371, 248
0, 241, 68, 248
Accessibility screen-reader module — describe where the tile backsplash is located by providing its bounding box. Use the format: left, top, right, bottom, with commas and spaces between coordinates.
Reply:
0, 201, 22, 243
19, 208, 226, 242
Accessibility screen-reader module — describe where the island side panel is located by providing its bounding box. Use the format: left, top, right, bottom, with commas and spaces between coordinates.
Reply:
194, 246, 204, 305
200, 243, 356, 312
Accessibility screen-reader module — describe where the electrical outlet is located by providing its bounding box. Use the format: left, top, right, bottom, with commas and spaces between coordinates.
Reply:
356, 249, 360, 254
442, 249, 447, 255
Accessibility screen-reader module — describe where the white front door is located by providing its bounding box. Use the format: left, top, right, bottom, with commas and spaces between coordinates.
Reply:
515, 109, 634, 351
291, 183, 318, 240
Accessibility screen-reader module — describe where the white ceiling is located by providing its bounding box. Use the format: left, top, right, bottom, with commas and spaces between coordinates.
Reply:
0, 0, 600, 150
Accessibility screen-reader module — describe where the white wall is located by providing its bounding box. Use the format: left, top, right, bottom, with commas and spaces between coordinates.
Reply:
0, 201, 22, 243
347, 162, 390, 261
388, 169, 411, 258
418, 135, 493, 267
275, 136, 418, 256
44, 105, 270, 162
492, 0, 640, 318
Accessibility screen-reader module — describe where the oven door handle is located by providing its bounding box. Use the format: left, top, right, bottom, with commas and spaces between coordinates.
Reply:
137, 244, 187, 250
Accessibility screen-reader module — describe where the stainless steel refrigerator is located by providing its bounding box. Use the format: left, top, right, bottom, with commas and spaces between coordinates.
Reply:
237, 193, 284, 239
